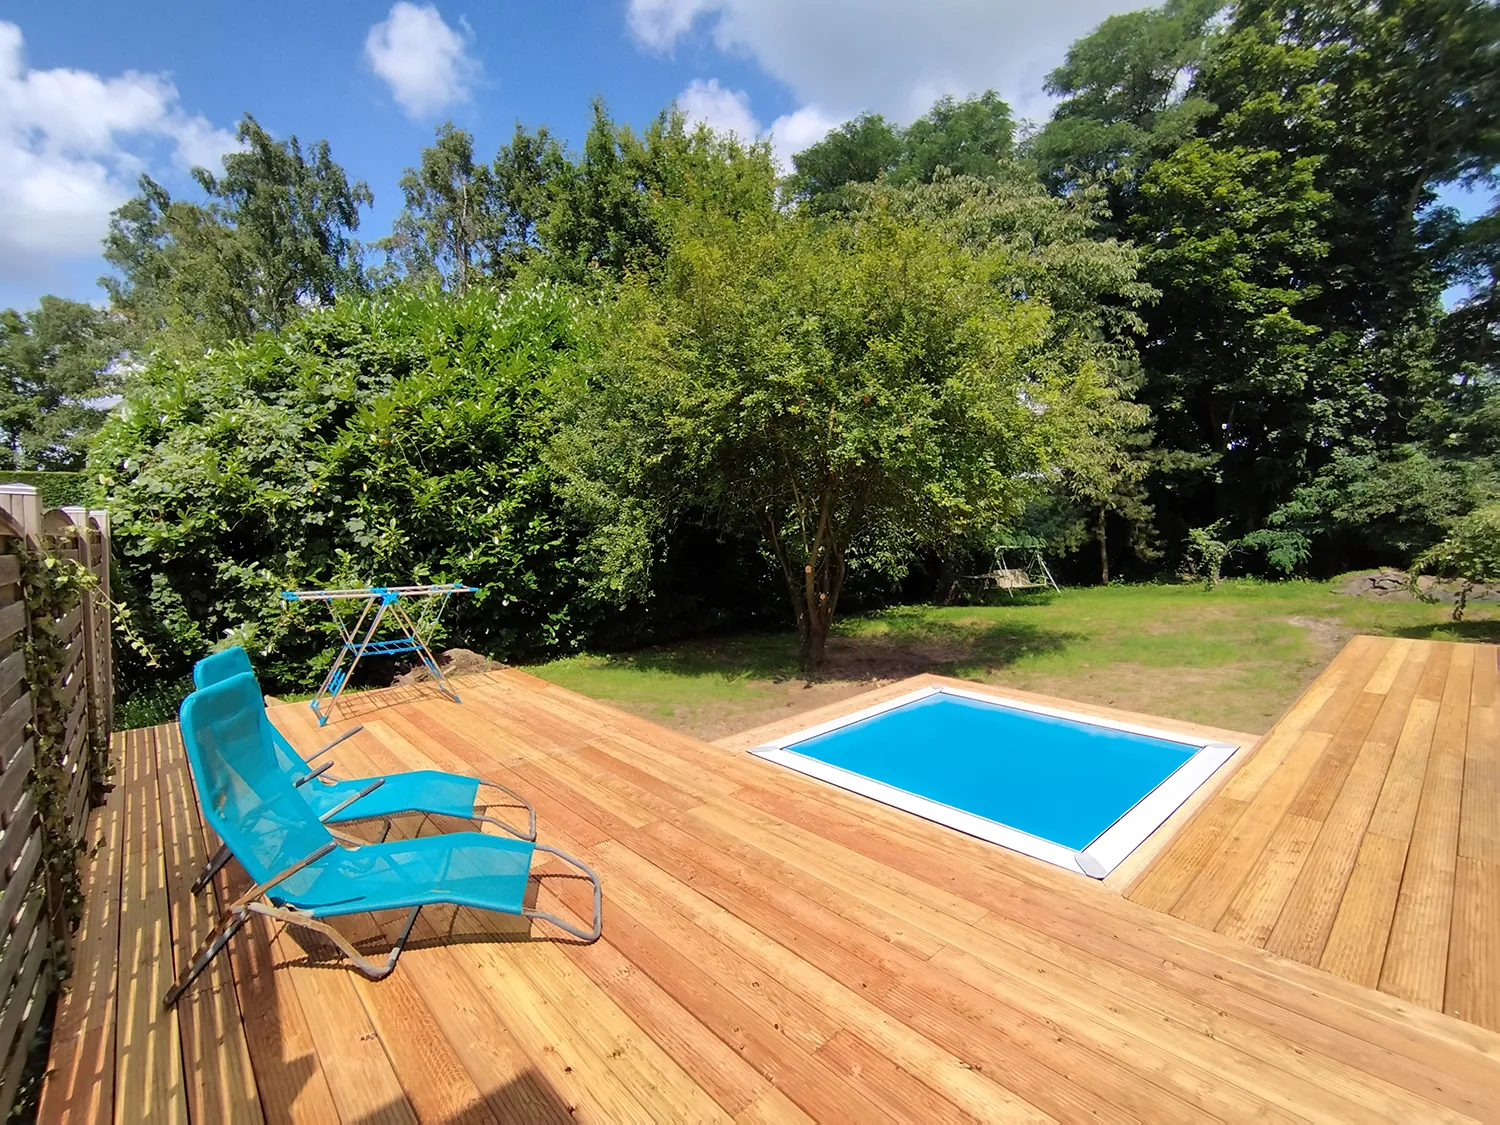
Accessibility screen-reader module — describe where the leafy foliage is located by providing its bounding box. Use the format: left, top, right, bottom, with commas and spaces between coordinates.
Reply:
92, 285, 598, 691
102, 115, 372, 353
787, 93, 1017, 212
1409, 501, 1500, 619
0, 298, 121, 469
551, 201, 1110, 674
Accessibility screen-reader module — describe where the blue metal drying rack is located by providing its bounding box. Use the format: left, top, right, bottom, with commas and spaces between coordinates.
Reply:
281, 582, 478, 725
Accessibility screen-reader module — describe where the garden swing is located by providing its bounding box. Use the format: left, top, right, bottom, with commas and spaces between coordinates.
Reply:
948, 535, 1060, 602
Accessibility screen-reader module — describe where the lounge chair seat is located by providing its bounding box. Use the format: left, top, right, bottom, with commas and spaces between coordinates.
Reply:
270, 832, 534, 917
165, 670, 601, 1007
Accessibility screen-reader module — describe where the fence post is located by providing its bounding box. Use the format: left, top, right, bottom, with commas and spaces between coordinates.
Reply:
0, 486, 40, 545
59, 508, 107, 792
88, 511, 112, 743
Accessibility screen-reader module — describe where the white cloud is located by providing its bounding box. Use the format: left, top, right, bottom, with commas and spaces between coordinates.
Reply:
627, 0, 1141, 127
365, 3, 479, 119
677, 78, 760, 139
0, 21, 237, 287
766, 104, 839, 170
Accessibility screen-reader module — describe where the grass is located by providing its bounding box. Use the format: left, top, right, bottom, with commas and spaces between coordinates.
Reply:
526, 577, 1500, 740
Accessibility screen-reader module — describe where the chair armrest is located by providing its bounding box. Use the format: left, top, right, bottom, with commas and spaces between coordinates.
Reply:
294, 760, 336, 787
316, 777, 386, 824
306, 724, 364, 764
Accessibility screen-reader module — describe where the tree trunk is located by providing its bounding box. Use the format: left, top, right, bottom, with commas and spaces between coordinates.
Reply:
799, 617, 829, 678
1097, 508, 1110, 585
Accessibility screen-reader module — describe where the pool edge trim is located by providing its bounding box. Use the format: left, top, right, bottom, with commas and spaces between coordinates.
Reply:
749, 684, 1240, 880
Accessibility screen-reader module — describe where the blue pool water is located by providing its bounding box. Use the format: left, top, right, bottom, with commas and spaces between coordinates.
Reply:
784, 693, 1198, 850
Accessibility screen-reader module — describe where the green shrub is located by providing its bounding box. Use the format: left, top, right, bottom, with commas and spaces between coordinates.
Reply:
0, 471, 93, 509
92, 284, 605, 692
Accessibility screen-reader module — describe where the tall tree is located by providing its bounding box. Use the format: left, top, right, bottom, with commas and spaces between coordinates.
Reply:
536, 101, 778, 285
893, 91, 1015, 185
1030, 0, 1223, 195
102, 115, 372, 351
552, 204, 1107, 675
785, 113, 903, 211
787, 92, 1019, 212
379, 123, 501, 292
1035, 0, 1500, 550
0, 297, 121, 469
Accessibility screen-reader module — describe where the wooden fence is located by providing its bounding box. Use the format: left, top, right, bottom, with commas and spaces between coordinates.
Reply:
0, 485, 112, 1116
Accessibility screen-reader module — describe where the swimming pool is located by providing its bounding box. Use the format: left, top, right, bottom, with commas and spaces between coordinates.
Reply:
750, 685, 1239, 879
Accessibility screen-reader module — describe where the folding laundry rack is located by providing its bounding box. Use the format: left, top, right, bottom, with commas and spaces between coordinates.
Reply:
281, 583, 478, 725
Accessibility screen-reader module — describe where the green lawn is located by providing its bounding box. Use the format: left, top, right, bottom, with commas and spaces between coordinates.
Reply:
527, 578, 1499, 741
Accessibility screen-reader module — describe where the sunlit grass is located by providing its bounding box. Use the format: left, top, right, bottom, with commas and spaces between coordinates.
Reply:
530, 577, 1499, 737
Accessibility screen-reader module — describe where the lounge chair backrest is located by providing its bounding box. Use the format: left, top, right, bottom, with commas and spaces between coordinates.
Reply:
194, 645, 255, 688
192, 646, 310, 778
179, 671, 334, 886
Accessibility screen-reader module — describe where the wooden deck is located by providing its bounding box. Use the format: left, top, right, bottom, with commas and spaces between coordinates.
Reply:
39, 659, 1500, 1122
1129, 635, 1500, 1033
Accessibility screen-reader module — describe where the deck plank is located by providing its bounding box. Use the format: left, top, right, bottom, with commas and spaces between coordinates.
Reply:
151, 722, 262, 1124
1381, 644, 1474, 1009
112, 726, 187, 1125
1130, 637, 1500, 1024
36, 735, 126, 1125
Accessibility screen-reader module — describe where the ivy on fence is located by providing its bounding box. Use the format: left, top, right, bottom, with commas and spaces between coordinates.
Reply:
16, 539, 100, 955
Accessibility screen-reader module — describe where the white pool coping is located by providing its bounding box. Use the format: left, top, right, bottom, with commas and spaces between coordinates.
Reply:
749, 685, 1239, 880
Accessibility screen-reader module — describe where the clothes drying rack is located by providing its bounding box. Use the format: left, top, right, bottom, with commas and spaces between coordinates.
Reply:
281, 583, 478, 725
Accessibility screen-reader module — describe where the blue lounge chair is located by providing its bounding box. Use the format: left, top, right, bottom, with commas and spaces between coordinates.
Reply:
189, 647, 536, 893
165, 671, 602, 1007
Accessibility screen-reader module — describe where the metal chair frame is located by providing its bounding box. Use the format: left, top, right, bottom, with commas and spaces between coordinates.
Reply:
165, 777, 603, 1008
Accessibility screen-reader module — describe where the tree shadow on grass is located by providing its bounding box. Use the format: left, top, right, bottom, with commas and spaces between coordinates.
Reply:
588, 616, 1078, 684
1391, 619, 1500, 645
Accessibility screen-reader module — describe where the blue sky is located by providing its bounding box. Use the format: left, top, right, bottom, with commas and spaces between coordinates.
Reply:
1, 1, 1491, 311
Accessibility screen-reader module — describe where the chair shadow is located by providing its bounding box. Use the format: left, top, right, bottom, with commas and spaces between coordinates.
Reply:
351, 1067, 577, 1124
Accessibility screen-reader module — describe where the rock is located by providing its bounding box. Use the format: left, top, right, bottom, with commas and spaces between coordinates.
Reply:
395, 647, 502, 685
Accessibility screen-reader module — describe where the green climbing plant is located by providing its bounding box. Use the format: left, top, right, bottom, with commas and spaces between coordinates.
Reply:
15, 537, 105, 956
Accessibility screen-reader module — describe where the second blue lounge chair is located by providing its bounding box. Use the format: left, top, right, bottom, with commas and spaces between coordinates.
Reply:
189, 646, 536, 894
165, 670, 602, 1007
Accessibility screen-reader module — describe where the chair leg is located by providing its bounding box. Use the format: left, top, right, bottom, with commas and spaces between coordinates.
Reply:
191, 842, 233, 895
249, 904, 422, 980
163, 909, 247, 1007
524, 843, 604, 942
476, 780, 537, 841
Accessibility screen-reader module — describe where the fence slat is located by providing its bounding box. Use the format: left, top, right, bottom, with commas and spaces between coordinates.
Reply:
0, 604, 22, 648
0, 742, 34, 827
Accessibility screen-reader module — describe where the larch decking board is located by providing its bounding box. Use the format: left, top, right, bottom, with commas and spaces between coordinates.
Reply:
1380, 643, 1473, 1010
112, 727, 187, 1124
150, 723, 262, 1125
1319, 832, 1410, 988
1129, 636, 1500, 1029
43, 646, 1500, 1122
1264, 641, 1430, 965
35, 734, 126, 1125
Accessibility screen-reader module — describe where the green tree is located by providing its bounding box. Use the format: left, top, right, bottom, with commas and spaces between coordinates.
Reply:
1409, 501, 1500, 620
0, 297, 121, 469
537, 101, 778, 285
102, 114, 372, 352
552, 205, 1100, 675
1036, 0, 1500, 551
894, 92, 1015, 185
785, 113, 903, 212
1030, 0, 1222, 194
378, 123, 502, 292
